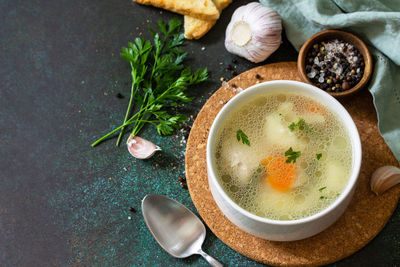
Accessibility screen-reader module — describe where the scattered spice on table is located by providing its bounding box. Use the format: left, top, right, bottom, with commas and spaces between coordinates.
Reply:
180, 182, 187, 189
305, 39, 365, 92
129, 207, 137, 213
116, 93, 124, 99
180, 121, 192, 140
177, 177, 187, 189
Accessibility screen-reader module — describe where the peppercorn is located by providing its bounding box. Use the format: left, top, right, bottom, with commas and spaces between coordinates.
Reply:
129, 207, 136, 213
305, 39, 364, 92
342, 81, 350, 90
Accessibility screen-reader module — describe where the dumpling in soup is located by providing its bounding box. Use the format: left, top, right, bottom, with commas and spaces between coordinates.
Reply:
219, 135, 261, 186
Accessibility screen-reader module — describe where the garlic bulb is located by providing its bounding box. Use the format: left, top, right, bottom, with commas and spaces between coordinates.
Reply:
127, 135, 161, 159
370, 166, 400, 195
224, 2, 282, 63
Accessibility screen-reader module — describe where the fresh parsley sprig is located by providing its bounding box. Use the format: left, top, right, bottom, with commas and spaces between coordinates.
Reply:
91, 18, 208, 147
284, 147, 301, 163
236, 129, 250, 146
115, 38, 152, 146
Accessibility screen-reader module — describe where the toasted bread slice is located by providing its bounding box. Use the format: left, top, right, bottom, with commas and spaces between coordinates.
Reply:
184, 0, 232, 39
184, 17, 217, 39
133, 0, 220, 20
210, 0, 232, 10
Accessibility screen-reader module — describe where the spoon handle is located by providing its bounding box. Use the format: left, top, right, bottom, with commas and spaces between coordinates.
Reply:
197, 248, 223, 267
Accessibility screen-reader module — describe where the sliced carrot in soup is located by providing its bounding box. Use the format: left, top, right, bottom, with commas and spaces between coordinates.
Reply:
261, 156, 296, 191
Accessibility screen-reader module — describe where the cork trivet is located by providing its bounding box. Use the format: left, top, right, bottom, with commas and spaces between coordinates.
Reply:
185, 62, 400, 266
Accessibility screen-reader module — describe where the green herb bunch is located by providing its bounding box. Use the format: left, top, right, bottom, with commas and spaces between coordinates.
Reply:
92, 18, 208, 147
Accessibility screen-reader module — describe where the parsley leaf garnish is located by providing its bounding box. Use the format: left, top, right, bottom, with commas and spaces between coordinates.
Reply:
236, 129, 250, 146
316, 153, 322, 160
320, 196, 326, 200
288, 118, 308, 132
284, 147, 301, 163
92, 18, 208, 147
319, 186, 326, 192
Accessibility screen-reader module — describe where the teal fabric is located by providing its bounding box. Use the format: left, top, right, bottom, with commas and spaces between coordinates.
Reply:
260, 0, 400, 163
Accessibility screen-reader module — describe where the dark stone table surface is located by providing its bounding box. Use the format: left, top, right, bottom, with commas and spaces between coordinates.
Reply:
1, 0, 398, 266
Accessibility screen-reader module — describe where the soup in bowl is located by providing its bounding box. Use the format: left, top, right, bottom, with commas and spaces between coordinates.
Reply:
207, 80, 361, 241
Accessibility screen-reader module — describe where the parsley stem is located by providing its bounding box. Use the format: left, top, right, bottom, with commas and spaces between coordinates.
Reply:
132, 111, 149, 136
136, 114, 151, 135
130, 95, 149, 136
91, 111, 142, 147
116, 71, 137, 147
92, 75, 188, 147
91, 121, 131, 147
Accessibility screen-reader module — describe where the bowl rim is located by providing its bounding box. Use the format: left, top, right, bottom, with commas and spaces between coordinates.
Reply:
297, 29, 373, 98
206, 80, 362, 226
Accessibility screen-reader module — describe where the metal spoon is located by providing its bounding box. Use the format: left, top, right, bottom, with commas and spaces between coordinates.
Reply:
142, 194, 223, 267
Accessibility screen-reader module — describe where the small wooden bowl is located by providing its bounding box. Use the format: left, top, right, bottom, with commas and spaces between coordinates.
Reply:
298, 30, 373, 97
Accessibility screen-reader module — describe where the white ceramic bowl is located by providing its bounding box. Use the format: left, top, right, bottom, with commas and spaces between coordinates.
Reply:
207, 80, 362, 241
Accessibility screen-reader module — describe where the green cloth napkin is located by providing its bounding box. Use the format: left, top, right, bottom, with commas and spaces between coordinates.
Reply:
260, 0, 400, 163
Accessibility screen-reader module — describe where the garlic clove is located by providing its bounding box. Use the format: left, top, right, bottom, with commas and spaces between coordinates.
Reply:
224, 2, 282, 63
370, 166, 400, 195
126, 135, 161, 159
